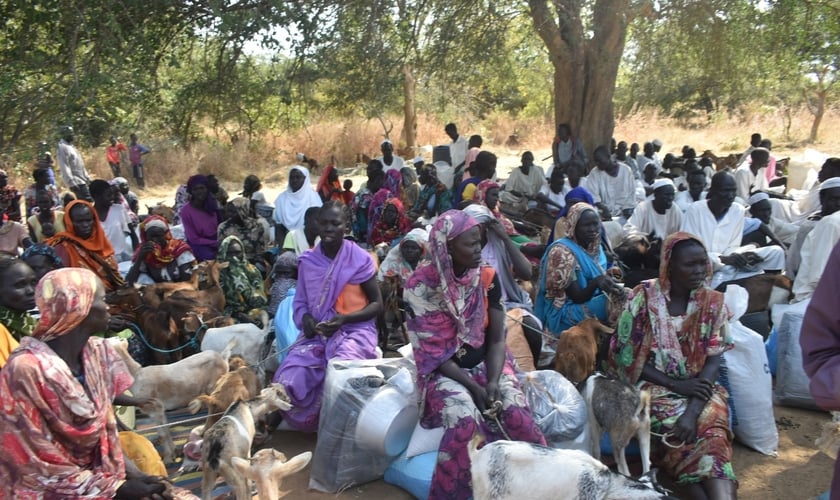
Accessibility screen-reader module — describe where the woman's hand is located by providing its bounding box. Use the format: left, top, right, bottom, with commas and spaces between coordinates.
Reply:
672, 378, 714, 401
486, 219, 508, 239
302, 314, 319, 339
115, 476, 172, 500
315, 314, 346, 337
671, 409, 700, 444
484, 381, 501, 409
138, 241, 156, 256
468, 384, 489, 413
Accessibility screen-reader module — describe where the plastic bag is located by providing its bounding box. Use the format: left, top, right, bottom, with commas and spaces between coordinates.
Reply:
310, 356, 419, 493
724, 321, 778, 455
774, 311, 819, 410
519, 370, 587, 445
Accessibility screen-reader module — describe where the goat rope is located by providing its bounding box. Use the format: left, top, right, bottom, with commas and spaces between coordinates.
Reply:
127, 322, 208, 354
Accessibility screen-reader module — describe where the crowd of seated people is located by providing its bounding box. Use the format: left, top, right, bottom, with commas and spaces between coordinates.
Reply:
3, 124, 839, 500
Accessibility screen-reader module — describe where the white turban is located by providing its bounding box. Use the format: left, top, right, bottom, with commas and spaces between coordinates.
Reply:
820, 177, 840, 191
748, 192, 770, 205
652, 178, 675, 191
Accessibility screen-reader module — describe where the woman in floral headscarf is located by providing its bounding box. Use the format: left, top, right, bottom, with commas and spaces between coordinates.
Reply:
404, 210, 544, 500
366, 169, 404, 241
217, 235, 267, 322
126, 215, 195, 285
609, 232, 736, 498
535, 202, 625, 335
0, 268, 173, 498
369, 197, 412, 247
218, 196, 269, 264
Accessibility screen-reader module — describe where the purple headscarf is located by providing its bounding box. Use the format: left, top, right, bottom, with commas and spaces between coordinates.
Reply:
186, 174, 220, 214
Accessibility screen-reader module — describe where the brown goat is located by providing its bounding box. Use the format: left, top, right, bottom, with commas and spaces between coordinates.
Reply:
554, 318, 615, 385
188, 365, 262, 431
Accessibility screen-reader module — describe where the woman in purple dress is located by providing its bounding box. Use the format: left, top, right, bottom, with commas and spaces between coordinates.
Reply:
179, 175, 220, 261
272, 201, 383, 432
404, 210, 544, 500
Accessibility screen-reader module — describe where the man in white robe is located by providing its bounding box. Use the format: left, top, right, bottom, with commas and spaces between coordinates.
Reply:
681, 171, 785, 288
500, 151, 546, 213
376, 139, 406, 172
587, 145, 636, 219
792, 209, 840, 303
733, 147, 770, 201
675, 169, 708, 213
787, 177, 840, 277
445, 123, 468, 174
624, 178, 682, 239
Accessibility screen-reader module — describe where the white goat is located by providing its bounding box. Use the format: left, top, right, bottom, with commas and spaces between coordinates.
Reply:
469, 437, 676, 500
582, 373, 652, 477
231, 448, 312, 500
200, 384, 293, 500
200, 310, 271, 368
109, 337, 233, 463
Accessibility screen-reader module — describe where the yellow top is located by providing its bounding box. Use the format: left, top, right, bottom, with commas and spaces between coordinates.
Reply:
462, 183, 478, 203
0, 323, 20, 369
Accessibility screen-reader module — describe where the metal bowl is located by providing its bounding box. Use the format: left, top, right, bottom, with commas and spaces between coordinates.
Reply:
354, 386, 419, 457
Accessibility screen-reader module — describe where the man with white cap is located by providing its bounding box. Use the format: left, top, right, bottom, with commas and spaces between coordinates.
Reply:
793, 191, 840, 302
675, 168, 708, 213
624, 178, 682, 239
733, 147, 771, 201
651, 138, 663, 169
741, 192, 794, 249
787, 176, 840, 283
745, 192, 798, 245
376, 139, 406, 172
681, 171, 785, 288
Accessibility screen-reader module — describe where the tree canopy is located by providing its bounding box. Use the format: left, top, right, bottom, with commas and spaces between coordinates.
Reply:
0, 0, 836, 162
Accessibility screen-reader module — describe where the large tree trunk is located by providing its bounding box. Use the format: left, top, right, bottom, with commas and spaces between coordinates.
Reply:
402, 63, 417, 154
528, 0, 632, 165
808, 88, 826, 144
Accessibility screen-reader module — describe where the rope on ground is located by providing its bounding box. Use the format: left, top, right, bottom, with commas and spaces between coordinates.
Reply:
135, 411, 225, 433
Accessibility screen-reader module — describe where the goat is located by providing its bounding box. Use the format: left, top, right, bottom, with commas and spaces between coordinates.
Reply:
230, 449, 312, 500
188, 365, 261, 431
554, 318, 615, 385
109, 337, 234, 463
469, 437, 675, 500
106, 286, 182, 365
166, 260, 227, 313
201, 309, 271, 368
582, 374, 652, 478
201, 384, 293, 500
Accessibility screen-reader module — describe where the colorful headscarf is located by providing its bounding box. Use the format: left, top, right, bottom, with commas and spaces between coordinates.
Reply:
21, 243, 63, 269
658, 231, 712, 297
217, 235, 267, 315
428, 210, 485, 346
316, 163, 343, 202
133, 215, 193, 269
369, 198, 412, 246
473, 179, 516, 235
48, 200, 124, 290
32, 268, 100, 342
384, 169, 403, 197
378, 227, 429, 284
229, 196, 253, 223
559, 186, 595, 217
186, 174, 221, 214
565, 202, 602, 255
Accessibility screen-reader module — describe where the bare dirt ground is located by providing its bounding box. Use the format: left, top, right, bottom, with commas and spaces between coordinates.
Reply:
139, 145, 838, 499
262, 404, 834, 499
